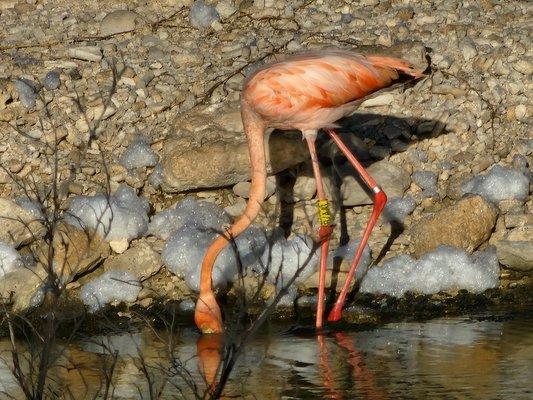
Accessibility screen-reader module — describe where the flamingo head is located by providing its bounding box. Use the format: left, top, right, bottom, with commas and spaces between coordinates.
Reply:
195, 292, 223, 334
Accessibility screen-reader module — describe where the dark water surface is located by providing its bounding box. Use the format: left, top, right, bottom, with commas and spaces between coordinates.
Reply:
1, 313, 532, 399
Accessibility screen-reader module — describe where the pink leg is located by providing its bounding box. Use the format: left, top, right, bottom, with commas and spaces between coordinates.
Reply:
305, 133, 333, 330
325, 129, 387, 322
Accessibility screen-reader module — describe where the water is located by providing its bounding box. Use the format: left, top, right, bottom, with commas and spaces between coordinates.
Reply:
1, 313, 531, 399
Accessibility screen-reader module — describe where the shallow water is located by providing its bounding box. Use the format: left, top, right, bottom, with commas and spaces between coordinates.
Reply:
1, 313, 532, 399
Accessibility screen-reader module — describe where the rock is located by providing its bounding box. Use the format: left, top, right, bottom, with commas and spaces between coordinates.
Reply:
99, 10, 143, 36
409, 195, 498, 257
0, 268, 43, 312
513, 59, 533, 75
161, 102, 308, 192
292, 164, 317, 202
412, 170, 438, 190
0, 198, 44, 247
33, 222, 110, 283
102, 241, 162, 281
303, 270, 352, 293
13, 78, 37, 108
216, 0, 237, 19
360, 93, 395, 107
233, 176, 276, 199
460, 37, 478, 61
109, 238, 129, 254
43, 70, 60, 90
224, 197, 247, 217
340, 160, 410, 206
189, 1, 219, 29
68, 46, 102, 62
505, 214, 533, 229
496, 225, 533, 271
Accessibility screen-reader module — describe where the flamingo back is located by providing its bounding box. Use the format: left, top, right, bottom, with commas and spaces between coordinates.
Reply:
243, 49, 423, 131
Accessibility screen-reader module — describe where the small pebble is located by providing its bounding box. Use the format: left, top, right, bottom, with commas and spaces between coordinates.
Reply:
43, 70, 60, 90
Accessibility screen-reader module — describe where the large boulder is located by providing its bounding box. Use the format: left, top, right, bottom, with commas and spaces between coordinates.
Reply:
161, 102, 309, 192
496, 225, 533, 271
34, 222, 110, 283
340, 160, 411, 206
409, 195, 498, 257
0, 268, 42, 312
0, 198, 44, 246
102, 241, 162, 281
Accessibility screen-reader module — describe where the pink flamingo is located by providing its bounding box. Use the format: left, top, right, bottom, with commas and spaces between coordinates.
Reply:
195, 49, 424, 334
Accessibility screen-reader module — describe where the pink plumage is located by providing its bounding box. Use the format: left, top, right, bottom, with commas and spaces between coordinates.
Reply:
243, 49, 422, 130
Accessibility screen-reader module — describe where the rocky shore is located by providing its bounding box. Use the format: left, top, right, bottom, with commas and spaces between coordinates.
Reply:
0, 0, 531, 326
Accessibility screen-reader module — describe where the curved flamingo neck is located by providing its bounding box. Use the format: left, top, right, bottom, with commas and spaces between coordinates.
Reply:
198, 102, 267, 297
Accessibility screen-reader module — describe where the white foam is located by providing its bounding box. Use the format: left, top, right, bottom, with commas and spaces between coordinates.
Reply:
360, 245, 499, 297
79, 269, 141, 311
260, 232, 319, 288
0, 241, 23, 278
119, 139, 159, 170
149, 198, 231, 240
462, 164, 529, 203
66, 186, 149, 242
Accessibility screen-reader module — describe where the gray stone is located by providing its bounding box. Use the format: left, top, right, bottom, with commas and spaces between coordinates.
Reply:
340, 160, 410, 206
412, 170, 438, 190
161, 102, 308, 192
496, 225, 533, 271
233, 176, 276, 199
43, 70, 60, 90
409, 195, 498, 257
100, 10, 143, 36
189, 1, 219, 29
14, 78, 37, 108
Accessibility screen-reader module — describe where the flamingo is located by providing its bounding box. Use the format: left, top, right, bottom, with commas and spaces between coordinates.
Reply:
195, 49, 424, 334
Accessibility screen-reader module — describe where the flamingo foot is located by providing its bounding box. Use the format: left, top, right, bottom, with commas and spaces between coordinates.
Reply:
327, 304, 343, 323
195, 292, 223, 334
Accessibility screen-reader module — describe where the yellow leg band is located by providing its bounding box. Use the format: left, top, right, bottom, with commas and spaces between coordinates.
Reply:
317, 199, 332, 226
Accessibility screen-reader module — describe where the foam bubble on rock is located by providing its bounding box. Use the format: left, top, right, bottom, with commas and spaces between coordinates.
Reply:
462, 164, 529, 203
360, 245, 499, 297
0, 241, 23, 278
80, 269, 141, 312
412, 170, 438, 190
66, 186, 149, 242
260, 232, 318, 286
189, 1, 219, 29
382, 196, 416, 224
14, 196, 45, 221
120, 139, 158, 170
149, 198, 231, 240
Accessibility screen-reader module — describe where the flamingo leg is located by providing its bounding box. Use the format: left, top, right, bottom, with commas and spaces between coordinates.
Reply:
305, 132, 334, 330
325, 128, 387, 322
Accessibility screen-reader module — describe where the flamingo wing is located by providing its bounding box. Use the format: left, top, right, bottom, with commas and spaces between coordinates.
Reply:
243, 50, 422, 129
